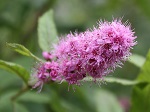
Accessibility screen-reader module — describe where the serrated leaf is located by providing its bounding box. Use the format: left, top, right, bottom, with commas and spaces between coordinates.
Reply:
137, 49, 150, 83
84, 77, 140, 86
129, 54, 145, 68
94, 90, 123, 112
131, 84, 150, 112
6, 43, 43, 62
38, 9, 58, 51
0, 60, 29, 84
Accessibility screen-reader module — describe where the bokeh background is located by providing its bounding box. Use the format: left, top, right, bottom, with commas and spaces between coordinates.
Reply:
0, 0, 150, 112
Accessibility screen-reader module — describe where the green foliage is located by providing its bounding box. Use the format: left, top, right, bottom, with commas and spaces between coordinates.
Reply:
0, 70, 20, 91
131, 84, 150, 112
13, 103, 29, 112
18, 91, 50, 103
0, 60, 29, 84
84, 77, 139, 86
135, 0, 150, 19
38, 9, 58, 52
137, 50, 150, 83
129, 54, 145, 68
94, 90, 123, 112
105, 77, 139, 86
6, 43, 43, 62
131, 50, 150, 112
0, 91, 15, 111
0, 90, 52, 112
48, 85, 93, 112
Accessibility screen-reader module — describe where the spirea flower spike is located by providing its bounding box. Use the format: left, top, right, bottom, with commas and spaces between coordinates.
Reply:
30, 19, 137, 89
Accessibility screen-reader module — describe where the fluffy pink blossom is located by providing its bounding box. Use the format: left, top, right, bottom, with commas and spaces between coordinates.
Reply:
42, 51, 52, 60
30, 19, 137, 88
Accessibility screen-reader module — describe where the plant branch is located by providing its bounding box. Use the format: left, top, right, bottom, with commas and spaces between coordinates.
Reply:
83, 77, 140, 86
11, 86, 29, 101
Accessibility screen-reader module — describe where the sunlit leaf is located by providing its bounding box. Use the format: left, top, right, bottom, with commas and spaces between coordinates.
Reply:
129, 54, 145, 68
38, 9, 58, 51
6, 43, 43, 62
94, 90, 123, 112
131, 50, 150, 112
137, 49, 150, 83
131, 84, 150, 112
0, 60, 29, 84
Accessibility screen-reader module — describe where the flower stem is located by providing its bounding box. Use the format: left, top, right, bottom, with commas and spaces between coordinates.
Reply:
11, 86, 29, 101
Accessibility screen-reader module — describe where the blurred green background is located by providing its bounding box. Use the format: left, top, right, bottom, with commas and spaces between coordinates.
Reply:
0, 0, 150, 112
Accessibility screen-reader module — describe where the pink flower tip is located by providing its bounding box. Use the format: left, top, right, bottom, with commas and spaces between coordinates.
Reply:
42, 51, 52, 60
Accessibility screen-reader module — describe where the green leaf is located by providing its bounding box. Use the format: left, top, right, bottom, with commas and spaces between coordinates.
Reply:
131, 50, 150, 112
0, 91, 17, 112
137, 49, 150, 83
0, 70, 20, 91
49, 90, 91, 112
38, 9, 58, 51
6, 43, 43, 62
0, 60, 29, 84
84, 77, 140, 86
94, 89, 123, 112
131, 84, 150, 112
105, 77, 140, 85
14, 103, 29, 112
129, 54, 145, 68
18, 92, 50, 103
49, 91, 69, 112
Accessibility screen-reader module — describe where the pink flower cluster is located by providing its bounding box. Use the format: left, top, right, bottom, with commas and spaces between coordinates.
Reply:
30, 19, 137, 88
